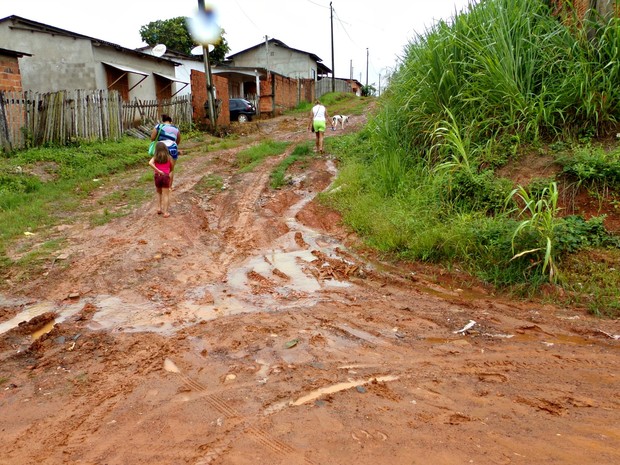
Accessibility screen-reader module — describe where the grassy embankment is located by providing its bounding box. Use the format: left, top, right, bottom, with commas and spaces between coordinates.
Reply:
320, 0, 620, 316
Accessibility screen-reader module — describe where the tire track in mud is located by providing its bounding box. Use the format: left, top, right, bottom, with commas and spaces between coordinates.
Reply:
164, 358, 318, 465
211, 153, 291, 271
3, 371, 138, 464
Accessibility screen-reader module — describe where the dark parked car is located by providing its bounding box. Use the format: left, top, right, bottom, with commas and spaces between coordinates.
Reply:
229, 98, 256, 123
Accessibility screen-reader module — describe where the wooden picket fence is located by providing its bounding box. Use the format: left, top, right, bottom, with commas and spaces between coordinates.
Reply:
0, 89, 193, 153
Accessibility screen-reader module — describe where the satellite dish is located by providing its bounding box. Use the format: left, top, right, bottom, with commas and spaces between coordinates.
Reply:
152, 44, 167, 57
191, 44, 214, 55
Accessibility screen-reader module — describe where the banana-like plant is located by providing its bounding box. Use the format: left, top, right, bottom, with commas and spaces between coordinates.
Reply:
508, 181, 561, 282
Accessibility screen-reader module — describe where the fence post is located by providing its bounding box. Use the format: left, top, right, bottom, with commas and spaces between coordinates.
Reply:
0, 92, 12, 153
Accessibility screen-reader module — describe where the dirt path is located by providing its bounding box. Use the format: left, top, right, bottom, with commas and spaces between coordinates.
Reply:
1, 113, 619, 465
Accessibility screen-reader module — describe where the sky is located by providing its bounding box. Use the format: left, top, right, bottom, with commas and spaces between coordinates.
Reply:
0, 0, 476, 90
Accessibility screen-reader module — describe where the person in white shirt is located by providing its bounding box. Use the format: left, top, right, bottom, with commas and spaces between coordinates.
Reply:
308, 99, 330, 154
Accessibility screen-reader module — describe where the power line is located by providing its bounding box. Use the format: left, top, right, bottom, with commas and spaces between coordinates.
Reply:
232, 0, 261, 32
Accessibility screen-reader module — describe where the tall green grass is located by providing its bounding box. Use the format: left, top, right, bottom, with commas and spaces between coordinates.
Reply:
325, 0, 620, 300
379, 0, 620, 159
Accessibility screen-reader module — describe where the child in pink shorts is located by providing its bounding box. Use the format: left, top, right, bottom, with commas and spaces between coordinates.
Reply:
148, 141, 174, 217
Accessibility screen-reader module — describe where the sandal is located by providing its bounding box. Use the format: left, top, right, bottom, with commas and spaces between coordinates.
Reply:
163, 212, 170, 218
157, 210, 163, 215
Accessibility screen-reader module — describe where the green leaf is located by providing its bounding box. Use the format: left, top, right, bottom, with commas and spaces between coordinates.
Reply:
284, 338, 299, 349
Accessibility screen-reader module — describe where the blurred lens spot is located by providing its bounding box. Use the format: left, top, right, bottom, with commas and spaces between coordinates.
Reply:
187, 4, 222, 45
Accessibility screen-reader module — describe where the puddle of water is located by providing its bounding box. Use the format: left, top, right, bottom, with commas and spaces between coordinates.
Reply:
0, 295, 30, 308
89, 295, 177, 334
0, 301, 55, 335
334, 324, 388, 346
229, 250, 321, 294
31, 320, 56, 340
180, 296, 251, 321
0, 301, 83, 336
291, 375, 400, 406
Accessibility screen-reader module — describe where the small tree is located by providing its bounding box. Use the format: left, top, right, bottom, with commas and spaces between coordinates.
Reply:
361, 84, 377, 97
139, 17, 230, 63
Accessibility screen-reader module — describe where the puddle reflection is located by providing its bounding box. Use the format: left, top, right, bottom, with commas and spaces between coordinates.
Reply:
0, 301, 82, 336
31, 320, 56, 340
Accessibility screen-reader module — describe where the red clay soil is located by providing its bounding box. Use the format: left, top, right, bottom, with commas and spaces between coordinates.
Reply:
0, 113, 619, 465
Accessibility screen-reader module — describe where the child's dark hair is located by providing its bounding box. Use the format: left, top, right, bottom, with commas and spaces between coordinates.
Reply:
154, 141, 170, 164
162, 114, 172, 123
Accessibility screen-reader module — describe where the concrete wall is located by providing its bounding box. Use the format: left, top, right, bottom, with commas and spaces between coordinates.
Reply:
0, 22, 97, 92
232, 44, 317, 79
139, 46, 201, 97
172, 57, 203, 97
0, 53, 23, 91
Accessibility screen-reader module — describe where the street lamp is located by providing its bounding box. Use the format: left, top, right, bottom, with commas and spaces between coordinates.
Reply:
190, 1, 221, 131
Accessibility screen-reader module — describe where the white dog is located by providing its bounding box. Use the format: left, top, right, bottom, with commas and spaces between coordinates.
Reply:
331, 114, 349, 130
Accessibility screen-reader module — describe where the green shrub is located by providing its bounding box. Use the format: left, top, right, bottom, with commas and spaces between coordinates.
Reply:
439, 170, 513, 214
556, 146, 620, 190
0, 173, 42, 195
554, 215, 620, 253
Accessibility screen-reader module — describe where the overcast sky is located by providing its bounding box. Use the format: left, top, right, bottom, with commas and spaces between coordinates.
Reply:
1, 0, 476, 88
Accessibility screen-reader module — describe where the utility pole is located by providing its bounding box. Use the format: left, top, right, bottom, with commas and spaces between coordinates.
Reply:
330, 2, 335, 93
350, 59, 353, 93
365, 48, 369, 89
265, 35, 269, 72
198, 0, 217, 131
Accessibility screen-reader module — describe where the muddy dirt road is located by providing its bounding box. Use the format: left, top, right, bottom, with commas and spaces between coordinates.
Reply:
1, 113, 619, 465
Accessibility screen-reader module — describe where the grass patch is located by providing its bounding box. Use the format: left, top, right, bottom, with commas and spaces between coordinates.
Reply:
320, 0, 620, 315
235, 140, 289, 172
194, 173, 224, 192
560, 248, 620, 318
0, 137, 150, 273
9, 238, 67, 283
270, 143, 314, 189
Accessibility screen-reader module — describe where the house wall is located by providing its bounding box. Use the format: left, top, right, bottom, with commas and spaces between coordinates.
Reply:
172, 57, 203, 97
232, 44, 317, 79
190, 68, 313, 125
139, 46, 201, 97
92, 47, 178, 100
259, 75, 314, 116
0, 53, 23, 91
0, 23, 97, 92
